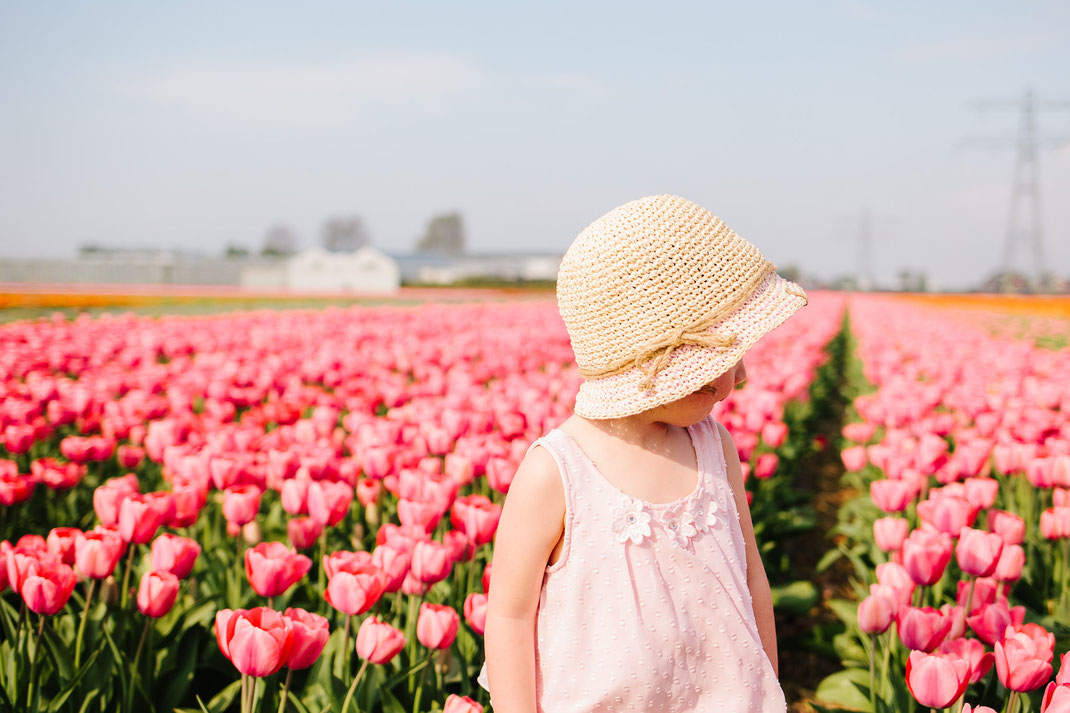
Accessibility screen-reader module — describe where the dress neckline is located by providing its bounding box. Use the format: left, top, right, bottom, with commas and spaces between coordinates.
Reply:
554, 421, 706, 509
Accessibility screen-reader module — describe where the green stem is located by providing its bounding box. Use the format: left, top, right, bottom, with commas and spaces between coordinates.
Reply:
343, 615, 352, 685
26, 615, 46, 713
276, 668, 293, 713
869, 633, 877, 709
340, 659, 370, 713
126, 618, 151, 713
412, 650, 434, 713
317, 530, 327, 593
120, 545, 135, 609
1002, 690, 1019, 713
74, 579, 97, 669
241, 674, 248, 713
247, 675, 257, 713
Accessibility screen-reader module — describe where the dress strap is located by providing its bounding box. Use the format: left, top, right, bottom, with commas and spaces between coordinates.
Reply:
693, 417, 729, 484
525, 430, 575, 574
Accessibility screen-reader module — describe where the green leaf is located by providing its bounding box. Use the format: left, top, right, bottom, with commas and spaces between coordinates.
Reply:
816, 547, 844, 573
814, 668, 871, 710
770, 580, 819, 615
42, 618, 75, 683
48, 641, 104, 713
827, 598, 859, 627
380, 686, 407, 713
203, 678, 242, 713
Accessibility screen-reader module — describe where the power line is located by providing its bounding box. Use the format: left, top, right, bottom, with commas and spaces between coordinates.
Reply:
962, 88, 1070, 292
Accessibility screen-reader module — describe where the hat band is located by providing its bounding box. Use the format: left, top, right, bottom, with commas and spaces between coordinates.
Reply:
578, 261, 786, 390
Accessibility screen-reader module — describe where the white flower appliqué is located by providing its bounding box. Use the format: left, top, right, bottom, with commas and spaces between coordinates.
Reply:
689, 494, 723, 534
611, 497, 652, 545
664, 506, 699, 548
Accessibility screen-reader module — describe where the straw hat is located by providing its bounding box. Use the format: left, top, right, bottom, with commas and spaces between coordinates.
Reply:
557, 194, 808, 419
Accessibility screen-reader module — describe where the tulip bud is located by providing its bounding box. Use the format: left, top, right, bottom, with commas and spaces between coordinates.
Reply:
857, 593, 895, 634
355, 615, 405, 664
417, 602, 460, 649
137, 570, 179, 617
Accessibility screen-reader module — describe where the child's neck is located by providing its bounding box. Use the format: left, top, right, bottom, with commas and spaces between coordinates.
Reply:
579, 414, 676, 450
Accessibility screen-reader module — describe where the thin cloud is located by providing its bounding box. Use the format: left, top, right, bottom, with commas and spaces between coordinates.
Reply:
895, 28, 1058, 63
120, 52, 487, 128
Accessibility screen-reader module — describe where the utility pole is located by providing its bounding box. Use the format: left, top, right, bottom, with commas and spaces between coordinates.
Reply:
964, 88, 1070, 292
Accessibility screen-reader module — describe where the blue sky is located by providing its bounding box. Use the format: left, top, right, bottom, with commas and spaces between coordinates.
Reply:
1, 1, 1068, 288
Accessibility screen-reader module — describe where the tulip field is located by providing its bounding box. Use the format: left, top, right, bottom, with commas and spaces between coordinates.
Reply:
0, 292, 1068, 712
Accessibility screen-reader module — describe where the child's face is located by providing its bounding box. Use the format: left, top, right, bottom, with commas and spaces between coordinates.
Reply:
648, 359, 747, 427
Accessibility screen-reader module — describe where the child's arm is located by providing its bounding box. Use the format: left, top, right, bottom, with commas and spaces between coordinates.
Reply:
716, 422, 780, 678
484, 445, 566, 713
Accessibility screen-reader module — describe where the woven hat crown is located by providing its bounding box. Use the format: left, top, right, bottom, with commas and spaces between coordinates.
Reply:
557, 195, 777, 386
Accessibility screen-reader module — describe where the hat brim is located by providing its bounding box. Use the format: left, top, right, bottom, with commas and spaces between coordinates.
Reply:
572, 271, 807, 419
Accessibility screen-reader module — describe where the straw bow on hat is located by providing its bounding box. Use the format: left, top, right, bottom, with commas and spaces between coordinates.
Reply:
557, 194, 808, 419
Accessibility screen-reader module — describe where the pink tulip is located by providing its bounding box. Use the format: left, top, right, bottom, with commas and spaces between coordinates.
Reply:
93, 483, 131, 526
905, 650, 970, 708
324, 562, 386, 616
939, 636, 993, 684
216, 607, 294, 677
963, 477, 999, 509
870, 478, 914, 513
450, 495, 502, 546
397, 498, 442, 533
957, 576, 999, 613
417, 602, 460, 649
75, 530, 124, 579
283, 607, 330, 670
901, 528, 953, 586
280, 478, 309, 515
244, 542, 312, 598
967, 598, 1024, 645
1057, 652, 1069, 684
118, 493, 165, 544
169, 484, 206, 528
464, 592, 489, 635
994, 544, 1025, 583
222, 484, 262, 527
151, 533, 201, 578
46, 527, 81, 565
987, 509, 1025, 545
371, 544, 411, 593
286, 516, 322, 550
841, 445, 867, 472
355, 615, 405, 664
1042, 683, 1070, 713
873, 517, 910, 552
307, 480, 352, 527
443, 694, 484, 713
1041, 507, 1070, 540
355, 478, 381, 507
995, 627, 1054, 692
955, 527, 1004, 577
137, 570, 179, 617
916, 495, 976, 535
21, 560, 77, 615
411, 539, 454, 585
897, 605, 952, 652
117, 445, 144, 469
962, 705, 998, 713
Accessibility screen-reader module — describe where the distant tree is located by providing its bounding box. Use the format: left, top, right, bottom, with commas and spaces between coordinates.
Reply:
261, 225, 298, 257
322, 216, 370, 253
224, 243, 250, 258
415, 212, 465, 255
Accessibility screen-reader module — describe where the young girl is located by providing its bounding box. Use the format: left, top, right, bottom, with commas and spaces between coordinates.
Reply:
482, 195, 808, 712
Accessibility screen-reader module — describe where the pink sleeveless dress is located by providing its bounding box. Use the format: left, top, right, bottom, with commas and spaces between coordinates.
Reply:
480, 416, 787, 712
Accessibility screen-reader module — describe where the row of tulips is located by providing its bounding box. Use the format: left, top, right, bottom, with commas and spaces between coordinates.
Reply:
0, 296, 843, 711
815, 296, 1069, 713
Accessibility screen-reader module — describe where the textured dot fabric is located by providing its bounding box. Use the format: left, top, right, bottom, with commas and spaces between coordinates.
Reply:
480, 417, 787, 712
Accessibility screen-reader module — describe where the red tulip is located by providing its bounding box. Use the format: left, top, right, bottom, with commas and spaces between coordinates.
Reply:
905, 650, 970, 709
0, 470, 35, 506
137, 570, 179, 617
75, 530, 124, 579
967, 598, 1024, 645
117, 445, 144, 469
244, 542, 312, 598
307, 480, 352, 527
32, 458, 86, 490
897, 605, 951, 652
355, 615, 405, 664
995, 627, 1054, 692
222, 485, 262, 527
443, 694, 484, 713
955, 527, 1004, 577
215, 607, 294, 677
463, 592, 488, 635
21, 560, 77, 615
283, 607, 329, 670
417, 602, 459, 649
169, 484, 206, 528
151, 533, 201, 578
